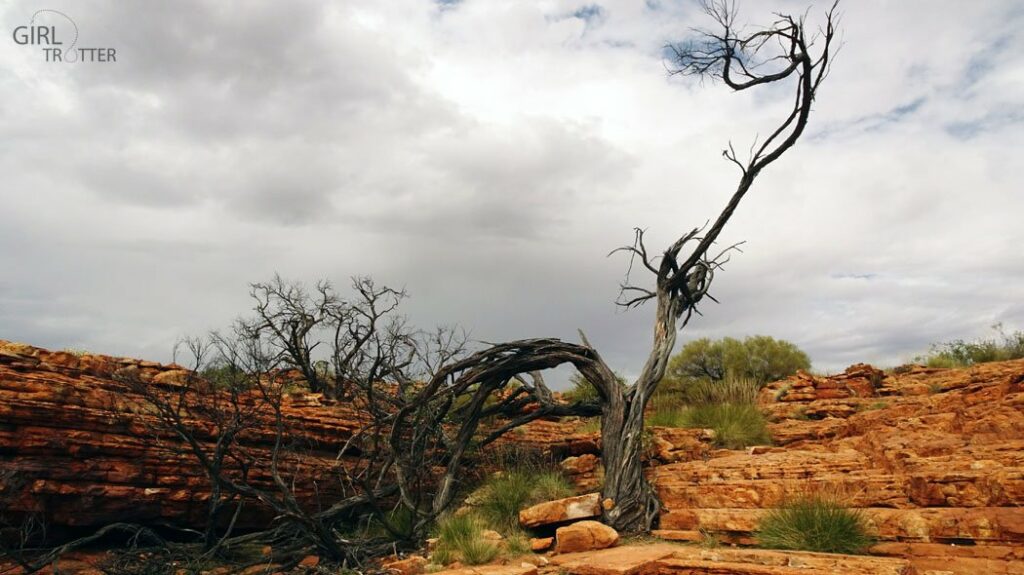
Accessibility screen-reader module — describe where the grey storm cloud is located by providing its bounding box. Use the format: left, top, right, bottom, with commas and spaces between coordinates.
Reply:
1, 0, 1022, 382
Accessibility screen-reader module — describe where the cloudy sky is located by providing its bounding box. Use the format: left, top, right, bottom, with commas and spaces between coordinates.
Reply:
1, 0, 1022, 382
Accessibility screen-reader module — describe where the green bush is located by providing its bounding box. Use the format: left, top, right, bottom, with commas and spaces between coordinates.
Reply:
918, 325, 1024, 368
666, 335, 810, 384
682, 403, 771, 449
756, 495, 874, 554
476, 469, 573, 532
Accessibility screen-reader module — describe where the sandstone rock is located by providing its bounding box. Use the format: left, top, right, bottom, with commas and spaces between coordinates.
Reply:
384, 556, 427, 575
530, 537, 553, 552
0, 340, 366, 529
561, 454, 599, 475
652, 358, 1024, 575
560, 454, 604, 492
549, 543, 679, 575
519, 493, 601, 528
553, 520, 619, 554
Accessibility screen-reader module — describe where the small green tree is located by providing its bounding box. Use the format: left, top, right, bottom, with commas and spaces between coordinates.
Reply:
660, 336, 810, 402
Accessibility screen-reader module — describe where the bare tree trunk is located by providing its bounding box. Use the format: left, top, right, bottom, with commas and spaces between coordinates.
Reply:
601, 288, 679, 532
600, 395, 658, 531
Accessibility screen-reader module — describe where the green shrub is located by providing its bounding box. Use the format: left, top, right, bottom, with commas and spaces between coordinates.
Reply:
682, 403, 771, 449
756, 495, 874, 554
476, 470, 573, 532
662, 336, 811, 393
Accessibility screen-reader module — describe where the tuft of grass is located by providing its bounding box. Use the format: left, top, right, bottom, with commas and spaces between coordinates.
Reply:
646, 392, 689, 427
646, 410, 687, 427
434, 513, 481, 548
432, 513, 499, 566
532, 472, 575, 503
917, 324, 1024, 368
459, 538, 500, 565
682, 403, 771, 449
504, 531, 532, 557
924, 354, 967, 369
683, 376, 760, 406
756, 495, 874, 555
430, 546, 455, 566
476, 470, 573, 532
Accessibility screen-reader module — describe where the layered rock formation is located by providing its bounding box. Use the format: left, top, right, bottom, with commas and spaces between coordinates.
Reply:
0, 340, 365, 529
4, 340, 1024, 575
652, 361, 1024, 575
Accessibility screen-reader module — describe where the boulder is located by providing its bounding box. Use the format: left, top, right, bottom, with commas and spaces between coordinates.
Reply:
553, 520, 619, 554
519, 493, 601, 528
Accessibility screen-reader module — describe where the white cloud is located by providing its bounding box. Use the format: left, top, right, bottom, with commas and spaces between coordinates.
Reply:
1, 0, 1021, 380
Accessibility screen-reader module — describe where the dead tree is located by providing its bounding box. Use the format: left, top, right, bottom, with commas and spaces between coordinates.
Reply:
582, 0, 839, 531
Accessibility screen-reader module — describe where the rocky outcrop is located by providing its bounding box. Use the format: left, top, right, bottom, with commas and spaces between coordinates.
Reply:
0, 340, 598, 532
654, 359, 1024, 575
5, 340, 1024, 575
0, 340, 369, 529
